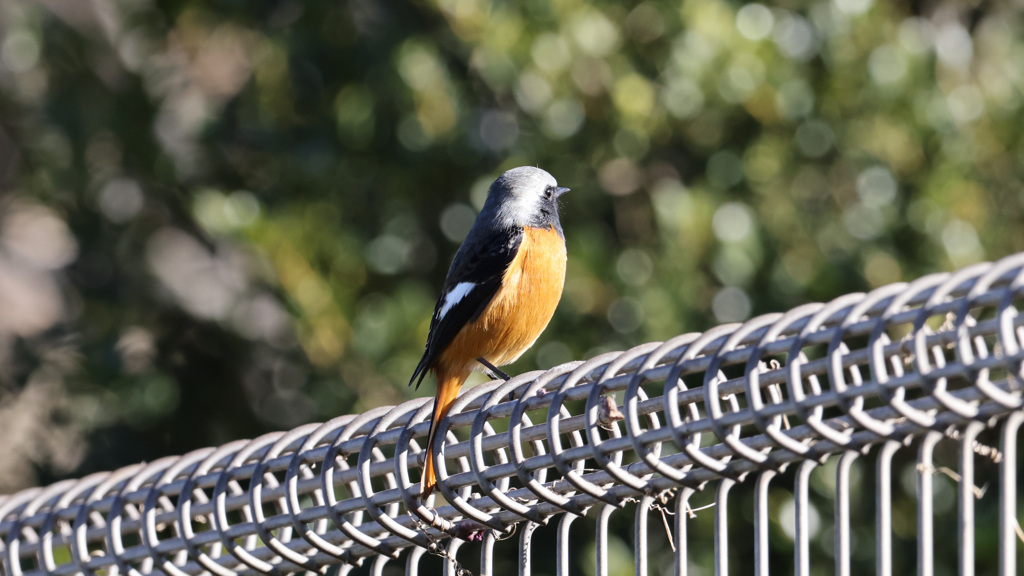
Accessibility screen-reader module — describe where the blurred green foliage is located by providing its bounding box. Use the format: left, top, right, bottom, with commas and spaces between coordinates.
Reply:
0, 0, 1021, 573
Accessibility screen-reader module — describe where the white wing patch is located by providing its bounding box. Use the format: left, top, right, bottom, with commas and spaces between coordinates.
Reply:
438, 282, 476, 320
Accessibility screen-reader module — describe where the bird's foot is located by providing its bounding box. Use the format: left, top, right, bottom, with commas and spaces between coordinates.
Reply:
477, 357, 518, 401
476, 357, 510, 381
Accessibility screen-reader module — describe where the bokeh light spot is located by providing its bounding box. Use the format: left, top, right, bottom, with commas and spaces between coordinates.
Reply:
397, 116, 431, 150
795, 120, 834, 158
536, 340, 573, 369
440, 203, 477, 243
99, 178, 144, 224
899, 18, 934, 55
335, 85, 376, 147
616, 249, 653, 286
663, 76, 705, 119
833, 0, 873, 16
935, 24, 973, 70
864, 252, 901, 287
843, 203, 885, 240
531, 33, 571, 75
1, 31, 40, 73
856, 166, 897, 209
542, 98, 585, 139
736, 4, 774, 41
712, 202, 755, 243
626, 3, 666, 43
713, 246, 756, 286
607, 297, 644, 333
477, 110, 519, 151
599, 158, 641, 196
365, 235, 412, 275
613, 74, 656, 119
776, 78, 815, 119
942, 219, 984, 266
514, 70, 553, 113
2, 204, 78, 270
779, 497, 821, 541
712, 286, 752, 323
570, 8, 621, 57
869, 45, 908, 86
773, 13, 818, 61
947, 84, 985, 123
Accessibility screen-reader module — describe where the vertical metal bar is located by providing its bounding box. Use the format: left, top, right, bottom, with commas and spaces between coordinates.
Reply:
445, 540, 463, 576
716, 479, 736, 576
557, 514, 577, 576
519, 521, 538, 576
481, 530, 496, 576
372, 554, 389, 576
959, 422, 984, 576
918, 431, 942, 576
877, 440, 900, 576
635, 495, 654, 576
795, 461, 816, 576
675, 487, 695, 576
596, 504, 615, 576
835, 451, 857, 576
754, 471, 776, 576
406, 546, 426, 576
1000, 412, 1023, 576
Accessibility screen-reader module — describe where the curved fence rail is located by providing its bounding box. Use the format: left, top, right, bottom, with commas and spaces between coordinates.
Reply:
4, 253, 1024, 575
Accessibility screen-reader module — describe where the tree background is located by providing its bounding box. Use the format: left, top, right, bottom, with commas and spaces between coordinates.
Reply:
0, 0, 1020, 574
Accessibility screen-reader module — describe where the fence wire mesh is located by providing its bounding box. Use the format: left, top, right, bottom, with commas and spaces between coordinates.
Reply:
3, 253, 1024, 576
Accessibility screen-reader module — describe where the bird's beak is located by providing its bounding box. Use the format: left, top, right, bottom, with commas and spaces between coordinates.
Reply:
555, 187, 570, 197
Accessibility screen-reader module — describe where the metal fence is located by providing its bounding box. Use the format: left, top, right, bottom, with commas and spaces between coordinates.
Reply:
3, 253, 1024, 576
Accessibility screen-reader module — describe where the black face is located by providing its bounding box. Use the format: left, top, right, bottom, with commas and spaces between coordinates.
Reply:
532, 185, 569, 236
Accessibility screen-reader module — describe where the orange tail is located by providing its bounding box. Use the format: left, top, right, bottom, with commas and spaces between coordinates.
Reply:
421, 369, 468, 497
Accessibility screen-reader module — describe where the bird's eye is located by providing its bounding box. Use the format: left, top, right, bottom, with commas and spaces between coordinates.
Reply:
544, 187, 554, 199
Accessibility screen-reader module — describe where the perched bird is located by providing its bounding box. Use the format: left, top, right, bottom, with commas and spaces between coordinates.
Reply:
410, 166, 569, 496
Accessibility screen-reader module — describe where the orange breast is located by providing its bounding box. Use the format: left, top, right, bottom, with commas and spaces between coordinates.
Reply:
438, 225, 567, 372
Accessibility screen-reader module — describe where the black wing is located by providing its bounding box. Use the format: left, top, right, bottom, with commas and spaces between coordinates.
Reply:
410, 226, 523, 388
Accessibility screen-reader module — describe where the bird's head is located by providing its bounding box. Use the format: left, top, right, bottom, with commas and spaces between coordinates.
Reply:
483, 166, 569, 233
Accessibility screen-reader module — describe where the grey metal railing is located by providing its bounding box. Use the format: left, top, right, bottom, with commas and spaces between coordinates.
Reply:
3, 253, 1024, 576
